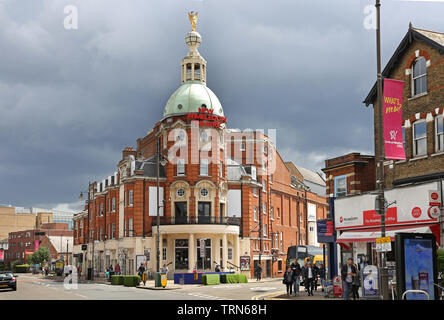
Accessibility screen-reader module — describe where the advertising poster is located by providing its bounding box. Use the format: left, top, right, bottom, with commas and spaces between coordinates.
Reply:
136, 255, 147, 271
0, 249, 4, 262
403, 238, 435, 300
240, 256, 251, 271
35, 240, 40, 251
362, 265, 379, 296
383, 78, 406, 160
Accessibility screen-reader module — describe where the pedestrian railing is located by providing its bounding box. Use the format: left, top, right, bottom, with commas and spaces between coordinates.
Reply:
401, 289, 430, 300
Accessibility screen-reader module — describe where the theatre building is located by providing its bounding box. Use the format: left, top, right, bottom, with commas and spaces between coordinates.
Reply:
72, 16, 328, 279
323, 25, 444, 273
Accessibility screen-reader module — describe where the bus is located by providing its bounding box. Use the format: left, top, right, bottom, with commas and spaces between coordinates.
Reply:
286, 245, 328, 268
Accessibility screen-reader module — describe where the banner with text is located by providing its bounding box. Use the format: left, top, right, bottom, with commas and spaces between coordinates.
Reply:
383, 78, 405, 160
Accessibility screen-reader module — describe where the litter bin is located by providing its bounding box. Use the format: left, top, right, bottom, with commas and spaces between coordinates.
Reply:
154, 272, 162, 287
87, 268, 93, 280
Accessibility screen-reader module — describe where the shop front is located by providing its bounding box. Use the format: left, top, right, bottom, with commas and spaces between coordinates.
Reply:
334, 181, 441, 272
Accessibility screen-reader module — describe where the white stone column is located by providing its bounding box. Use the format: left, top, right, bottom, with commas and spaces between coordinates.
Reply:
158, 233, 163, 270
191, 63, 195, 81
188, 233, 195, 272
215, 236, 221, 267
222, 233, 228, 271
234, 235, 240, 271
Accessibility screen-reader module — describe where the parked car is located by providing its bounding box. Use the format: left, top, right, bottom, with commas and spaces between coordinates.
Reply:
0, 271, 17, 291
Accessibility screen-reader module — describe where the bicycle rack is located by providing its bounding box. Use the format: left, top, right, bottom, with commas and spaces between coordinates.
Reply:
401, 289, 430, 300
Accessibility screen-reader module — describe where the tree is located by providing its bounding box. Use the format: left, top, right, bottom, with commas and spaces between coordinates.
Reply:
31, 247, 50, 265
437, 249, 444, 274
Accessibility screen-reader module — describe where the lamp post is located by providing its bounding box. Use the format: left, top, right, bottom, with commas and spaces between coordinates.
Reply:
375, 0, 389, 300
156, 137, 167, 273
79, 182, 94, 280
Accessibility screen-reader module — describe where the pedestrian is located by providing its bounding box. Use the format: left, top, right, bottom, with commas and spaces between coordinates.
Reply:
300, 262, 307, 291
290, 259, 301, 296
161, 263, 168, 274
312, 263, 320, 291
115, 263, 120, 275
137, 263, 146, 286
215, 264, 221, 272
302, 262, 316, 296
255, 264, 262, 282
318, 263, 326, 292
283, 266, 294, 296
341, 258, 357, 300
351, 263, 361, 300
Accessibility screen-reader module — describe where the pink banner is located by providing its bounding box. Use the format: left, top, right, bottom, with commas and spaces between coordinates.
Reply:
34, 240, 40, 251
383, 78, 406, 160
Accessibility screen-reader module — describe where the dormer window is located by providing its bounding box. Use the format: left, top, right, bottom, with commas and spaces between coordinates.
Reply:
412, 56, 427, 96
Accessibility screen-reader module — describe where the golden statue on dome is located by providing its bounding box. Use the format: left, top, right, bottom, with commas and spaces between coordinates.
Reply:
188, 11, 198, 31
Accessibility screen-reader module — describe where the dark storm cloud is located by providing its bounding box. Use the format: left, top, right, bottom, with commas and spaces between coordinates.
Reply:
0, 0, 443, 210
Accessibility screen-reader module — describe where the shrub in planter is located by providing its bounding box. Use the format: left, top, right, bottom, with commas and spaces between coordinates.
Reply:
238, 274, 248, 283
13, 264, 30, 273
111, 275, 124, 285
123, 275, 141, 287
220, 274, 248, 284
201, 274, 220, 285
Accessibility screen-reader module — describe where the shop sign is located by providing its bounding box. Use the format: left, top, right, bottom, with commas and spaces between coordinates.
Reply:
362, 265, 379, 296
427, 206, 440, 219
428, 191, 441, 207
334, 182, 439, 230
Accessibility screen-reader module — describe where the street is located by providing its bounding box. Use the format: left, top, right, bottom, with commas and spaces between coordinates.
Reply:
0, 273, 288, 300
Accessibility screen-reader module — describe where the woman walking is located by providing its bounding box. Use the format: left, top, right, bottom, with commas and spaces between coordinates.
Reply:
283, 267, 294, 296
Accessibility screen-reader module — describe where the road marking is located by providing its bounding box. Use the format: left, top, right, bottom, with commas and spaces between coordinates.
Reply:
212, 284, 241, 289
75, 294, 88, 299
249, 287, 277, 292
251, 290, 285, 300
188, 293, 232, 300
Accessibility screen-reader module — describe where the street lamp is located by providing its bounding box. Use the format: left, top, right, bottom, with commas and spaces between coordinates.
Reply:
156, 137, 167, 273
79, 182, 94, 280
374, 0, 389, 300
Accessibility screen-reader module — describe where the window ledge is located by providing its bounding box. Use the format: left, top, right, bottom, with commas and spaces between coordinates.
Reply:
431, 151, 444, 157
174, 175, 187, 178
408, 92, 428, 101
198, 175, 211, 178
395, 160, 407, 164
410, 155, 428, 162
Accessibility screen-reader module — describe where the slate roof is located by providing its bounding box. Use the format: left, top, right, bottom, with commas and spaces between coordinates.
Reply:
363, 25, 444, 106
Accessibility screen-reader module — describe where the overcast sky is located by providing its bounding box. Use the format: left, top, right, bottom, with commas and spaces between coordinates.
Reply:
1, 0, 443, 212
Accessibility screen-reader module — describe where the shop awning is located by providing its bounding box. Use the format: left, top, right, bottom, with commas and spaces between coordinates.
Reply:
337, 224, 440, 245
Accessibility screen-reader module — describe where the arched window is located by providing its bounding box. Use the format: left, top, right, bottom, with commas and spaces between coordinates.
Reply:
412, 56, 427, 96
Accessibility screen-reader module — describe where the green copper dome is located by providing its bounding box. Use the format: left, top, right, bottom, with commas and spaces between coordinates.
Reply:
163, 81, 224, 118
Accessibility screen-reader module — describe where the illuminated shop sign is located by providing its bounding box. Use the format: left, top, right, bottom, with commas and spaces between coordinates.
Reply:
187, 107, 227, 128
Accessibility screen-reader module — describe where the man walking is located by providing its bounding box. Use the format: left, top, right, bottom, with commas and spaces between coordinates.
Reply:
290, 259, 301, 296
341, 258, 357, 300
303, 262, 316, 296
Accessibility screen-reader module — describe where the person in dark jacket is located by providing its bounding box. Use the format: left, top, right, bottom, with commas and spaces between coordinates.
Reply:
341, 258, 357, 300
351, 263, 361, 300
255, 264, 262, 282
283, 267, 294, 295
290, 259, 301, 296
318, 264, 326, 292
302, 262, 316, 296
